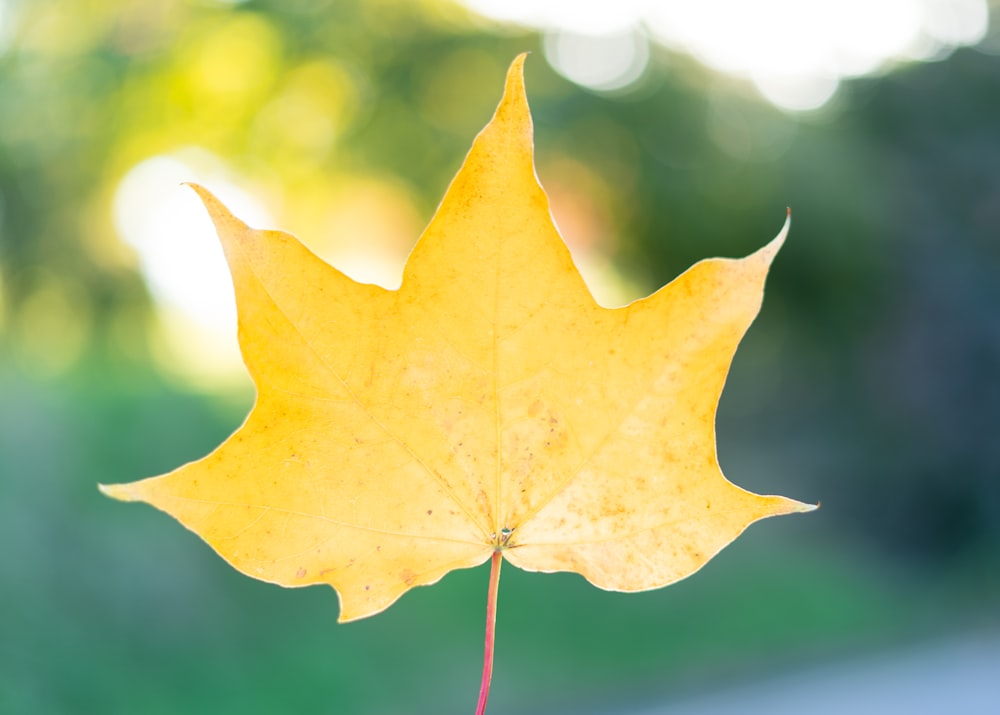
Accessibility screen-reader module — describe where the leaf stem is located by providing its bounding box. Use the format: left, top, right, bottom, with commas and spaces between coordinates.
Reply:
475, 550, 503, 715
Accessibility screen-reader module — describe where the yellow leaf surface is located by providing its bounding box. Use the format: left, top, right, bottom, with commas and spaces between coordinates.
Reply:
101, 56, 814, 623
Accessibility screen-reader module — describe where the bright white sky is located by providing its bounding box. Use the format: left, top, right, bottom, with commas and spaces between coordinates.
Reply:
462, 0, 990, 110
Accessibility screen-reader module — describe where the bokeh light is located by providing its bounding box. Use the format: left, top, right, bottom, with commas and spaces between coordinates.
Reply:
461, 0, 991, 110
543, 27, 650, 92
461, 0, 647, 35
0, 1, 11, 53
113, 150, 272, 383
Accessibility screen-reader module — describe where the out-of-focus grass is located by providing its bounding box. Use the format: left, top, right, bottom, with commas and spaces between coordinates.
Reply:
0, 361, 970, 715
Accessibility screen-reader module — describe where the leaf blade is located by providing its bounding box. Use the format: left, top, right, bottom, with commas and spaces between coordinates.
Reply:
101, 57, 814, 623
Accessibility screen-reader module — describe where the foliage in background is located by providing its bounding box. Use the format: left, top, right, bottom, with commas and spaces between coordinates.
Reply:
1, 0, 998, 713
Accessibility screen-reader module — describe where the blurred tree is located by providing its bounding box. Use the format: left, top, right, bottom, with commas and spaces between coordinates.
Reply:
2, 1, 999, 713
0, 0, 996, 646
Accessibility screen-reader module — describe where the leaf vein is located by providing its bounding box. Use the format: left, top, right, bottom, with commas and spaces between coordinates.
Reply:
235, 241, 491, 539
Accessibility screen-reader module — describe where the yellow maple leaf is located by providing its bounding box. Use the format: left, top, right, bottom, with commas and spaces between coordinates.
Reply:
102, 55, 813, 689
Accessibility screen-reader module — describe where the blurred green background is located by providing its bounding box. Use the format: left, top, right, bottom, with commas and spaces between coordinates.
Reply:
1, 0, 998, 713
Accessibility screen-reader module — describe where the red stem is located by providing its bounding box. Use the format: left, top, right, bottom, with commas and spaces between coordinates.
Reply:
475, 550, 503, 715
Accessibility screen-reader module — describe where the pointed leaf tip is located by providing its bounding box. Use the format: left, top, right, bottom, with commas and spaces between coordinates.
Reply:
791, 499, 819, 513
459, 53, 536, 184
184, 183, 239, 225
495, 54, 531, 126
98, 482, 134, 502
181, 183, 253, 262
769, 494, 818, 515
751, 209, 791, 266
506, 53, 528, 90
